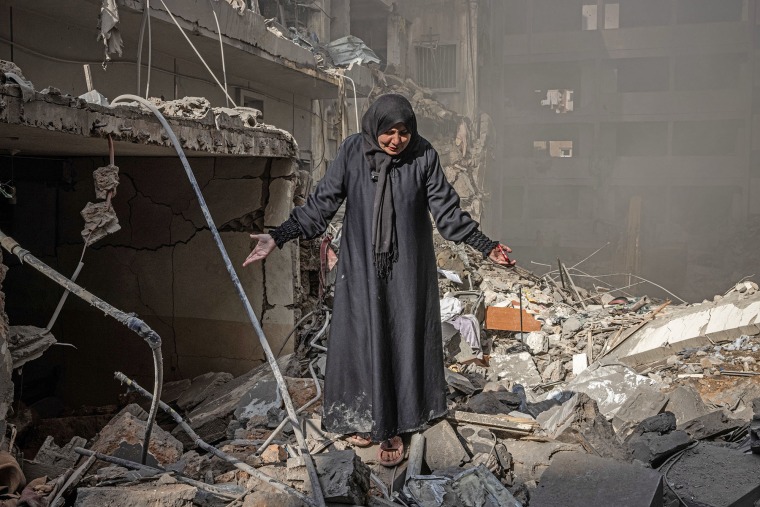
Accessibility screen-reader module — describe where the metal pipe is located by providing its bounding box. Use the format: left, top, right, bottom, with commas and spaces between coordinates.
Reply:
110, 94, 325, 507
0, 229, 163, 465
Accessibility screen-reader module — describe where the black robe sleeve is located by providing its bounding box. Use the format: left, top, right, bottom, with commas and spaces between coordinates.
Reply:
423, 145, 480, 232
272, 136, 350, 245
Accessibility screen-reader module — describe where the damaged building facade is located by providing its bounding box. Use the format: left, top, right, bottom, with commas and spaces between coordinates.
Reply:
1, 1, 760, 507
478, 0, 760, 303
0, 0, 494, 409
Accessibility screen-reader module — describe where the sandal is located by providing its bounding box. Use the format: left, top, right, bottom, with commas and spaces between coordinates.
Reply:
345, 433, 372, 447
378, 436, 404, 467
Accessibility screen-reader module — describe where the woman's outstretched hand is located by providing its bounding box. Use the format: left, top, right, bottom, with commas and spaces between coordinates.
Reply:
243, 233, 277, 267
488, 243, 517, 267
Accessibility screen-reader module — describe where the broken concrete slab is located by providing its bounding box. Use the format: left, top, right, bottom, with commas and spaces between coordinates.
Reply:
422, 420, 469, 471
663, 385, 712, 426
530, 452, 663, 507
90, 410, 184, 468
176, 372, 234, 412
507, 440, 584, 483
628, 430, 692, 467
605, 292, 760, 367
557, 364, 661, 418
540, 392, 626, 460
287, 449, 370, 505
242, 490, 305, 507
666, 442, 760, 507
679, 410, 745, 441
489, 352, 542, 386
185, 357, 293, 442
612, 390, 669, 435
74, 483, 197, 506
406, 465, 521, 507
161, 379, 192, 405
444, 369, 477, 396
234, 377, 282, 425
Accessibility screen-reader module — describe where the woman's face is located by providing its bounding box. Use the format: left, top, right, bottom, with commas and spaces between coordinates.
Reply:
377, 123, 411, 156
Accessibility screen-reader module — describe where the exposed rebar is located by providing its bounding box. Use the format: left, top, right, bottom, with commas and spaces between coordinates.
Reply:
110, 94, 325, 507
114, 372, 315, 506
0, 229, 163, 465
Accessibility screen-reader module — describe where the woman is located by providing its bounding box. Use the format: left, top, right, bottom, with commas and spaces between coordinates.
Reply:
244, 94, 514, 466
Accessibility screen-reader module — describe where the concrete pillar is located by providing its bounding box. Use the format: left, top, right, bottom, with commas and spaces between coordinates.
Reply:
386, 13, 409, 78
307, 0, 331, 44
330, 0, 350, 40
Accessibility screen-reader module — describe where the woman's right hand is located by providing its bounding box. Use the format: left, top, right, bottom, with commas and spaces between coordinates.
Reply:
243, 233, 277, 267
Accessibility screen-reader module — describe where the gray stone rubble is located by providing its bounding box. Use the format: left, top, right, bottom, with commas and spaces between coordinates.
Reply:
4, 242, 760, 506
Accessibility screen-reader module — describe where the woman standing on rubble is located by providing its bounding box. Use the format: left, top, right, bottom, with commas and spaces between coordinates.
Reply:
243, 93, 514, 466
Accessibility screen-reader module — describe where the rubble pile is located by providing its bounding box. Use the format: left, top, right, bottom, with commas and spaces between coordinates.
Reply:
3, 241, 760, 506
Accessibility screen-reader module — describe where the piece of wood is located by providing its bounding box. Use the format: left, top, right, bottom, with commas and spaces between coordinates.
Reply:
447, 411, 538, 436
485, 307, 541, 332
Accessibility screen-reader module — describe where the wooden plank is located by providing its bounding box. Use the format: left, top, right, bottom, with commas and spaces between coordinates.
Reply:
485, 307, 541, 332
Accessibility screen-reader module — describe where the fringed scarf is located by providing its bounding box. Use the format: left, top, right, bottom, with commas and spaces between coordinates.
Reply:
361, 94, 418, 279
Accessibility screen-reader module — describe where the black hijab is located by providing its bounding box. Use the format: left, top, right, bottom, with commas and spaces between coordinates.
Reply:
361, 94, 418, 279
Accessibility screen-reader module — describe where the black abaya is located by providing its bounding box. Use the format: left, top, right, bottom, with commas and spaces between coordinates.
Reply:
286, 132, 484, 441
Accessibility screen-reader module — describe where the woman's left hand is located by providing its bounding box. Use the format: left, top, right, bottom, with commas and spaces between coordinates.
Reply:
488, 244, 517, 266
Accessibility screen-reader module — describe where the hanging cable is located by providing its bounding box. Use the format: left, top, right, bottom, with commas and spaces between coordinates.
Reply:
208, 0, 229, 107
158, 0, 238, 107
109, 94, 324, 507
326, 70, 360, 134
145, 0, 152, 98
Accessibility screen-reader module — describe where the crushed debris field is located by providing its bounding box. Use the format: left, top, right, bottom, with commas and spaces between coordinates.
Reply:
2, 0, 760, 506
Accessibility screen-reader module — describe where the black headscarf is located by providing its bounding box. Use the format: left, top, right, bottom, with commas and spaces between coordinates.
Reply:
362, 94, 418, 279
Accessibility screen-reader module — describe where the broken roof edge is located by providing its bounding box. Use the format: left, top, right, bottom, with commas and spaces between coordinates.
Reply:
0, 85, 299, 159
118, 0, 343, 89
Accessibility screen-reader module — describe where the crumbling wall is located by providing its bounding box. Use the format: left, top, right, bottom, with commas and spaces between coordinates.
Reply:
4, 155, 299, 406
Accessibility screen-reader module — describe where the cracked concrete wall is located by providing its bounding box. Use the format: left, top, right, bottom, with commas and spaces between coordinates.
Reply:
3, 155, 299, 406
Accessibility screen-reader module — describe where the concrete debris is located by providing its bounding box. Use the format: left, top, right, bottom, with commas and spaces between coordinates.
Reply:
421, 420, 470, 471
80, 201, 121, 246
10, 136, 760, 507
7, 325, 56, 370
75, 483, 197, 507
540, 392, 626, 460
406, 464, 521, 507
176, 372, 234, 412
665, 442, 760, 507
530, 452, 663, 507
287, 449, 370, 505
90, 407, 184, 467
